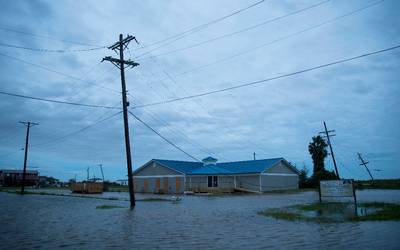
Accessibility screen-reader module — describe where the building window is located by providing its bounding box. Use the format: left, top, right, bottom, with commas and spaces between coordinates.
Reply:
208, 176, 218, 187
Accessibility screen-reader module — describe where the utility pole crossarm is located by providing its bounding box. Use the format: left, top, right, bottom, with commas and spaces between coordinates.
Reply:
108, 35, 138, 50
102, 56, 139, 68
19, 121, 39, 126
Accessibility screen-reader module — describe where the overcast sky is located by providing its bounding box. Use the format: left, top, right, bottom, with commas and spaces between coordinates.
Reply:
0, 0, 399, 181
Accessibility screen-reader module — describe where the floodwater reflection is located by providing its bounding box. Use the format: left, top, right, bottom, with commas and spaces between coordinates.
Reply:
0, 189, 399, 249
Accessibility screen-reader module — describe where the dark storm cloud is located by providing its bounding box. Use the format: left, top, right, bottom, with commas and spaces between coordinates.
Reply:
0, 0, 399, 180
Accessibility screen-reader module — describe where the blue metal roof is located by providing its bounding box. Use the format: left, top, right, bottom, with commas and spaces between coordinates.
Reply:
153, 159, 203, 174
153, 158, 285, 175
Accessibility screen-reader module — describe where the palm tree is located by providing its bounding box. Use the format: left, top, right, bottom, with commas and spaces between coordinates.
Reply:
308, 135, 328, 174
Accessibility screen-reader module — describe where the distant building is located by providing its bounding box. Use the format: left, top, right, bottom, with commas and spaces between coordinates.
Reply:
116, 179, 128, 186
132, 157, 299, 194
38, 176, 63, 187
0, 169, 39, 186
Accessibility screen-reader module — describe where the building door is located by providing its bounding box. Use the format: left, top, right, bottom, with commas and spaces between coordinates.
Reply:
175, 177, 181, 193
208, 176, 218, 187
163, 177, 169, 193
208, 176, 213, 187
156, 178, 161, 193
143, 179, 148, 192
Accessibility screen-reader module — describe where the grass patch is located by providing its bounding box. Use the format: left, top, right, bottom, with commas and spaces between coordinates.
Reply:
292, 202, 348, 212
96, 205, 126, 209
137, 198, 170, 202
355, 202, 400, 221
257, 209, 305, 221
108, 186, 129, 192
355, 179, 400, 190
263, 189, 313, 194
1, 189, 128, 201
258, 202, 400, 223
1, 189, 171, 203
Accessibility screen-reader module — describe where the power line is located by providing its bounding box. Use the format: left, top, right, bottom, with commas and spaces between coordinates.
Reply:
128, 111, 200, 162
0, 129, 20, 144
142, 107, 226, 159
0, 26, 103, 47
137, 48, 272, 158
158, 0, 384, 80
56, 62, 115, 115
0, 90, 120, 109
134, 0, 267, 56
0, 52, 120, 94
127, 58, 228, 159
30, 101, 122, 150
127, 58, 228, 160
31, 111, 122, 148
134, 103, 217, 156
2, 44, 398, 111
0, 42, 106, 53
132, 44, 400, 109
0, 149, 23, 160
138, 0, 329, 59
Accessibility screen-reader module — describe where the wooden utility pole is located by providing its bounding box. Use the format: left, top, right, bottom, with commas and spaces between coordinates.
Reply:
19, 121, 38, 194
358, 153, 373, 181
319, 121, 340, 179
103, 34, 139, 208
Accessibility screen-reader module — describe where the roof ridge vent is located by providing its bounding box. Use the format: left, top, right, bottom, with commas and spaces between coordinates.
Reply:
202, 156, 218, 166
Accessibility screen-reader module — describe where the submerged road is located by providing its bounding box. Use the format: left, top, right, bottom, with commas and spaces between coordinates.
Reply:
0, 189, 399, 249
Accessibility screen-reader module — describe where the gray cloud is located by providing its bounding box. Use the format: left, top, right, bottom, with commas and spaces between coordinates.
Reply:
0, 0, 399, 181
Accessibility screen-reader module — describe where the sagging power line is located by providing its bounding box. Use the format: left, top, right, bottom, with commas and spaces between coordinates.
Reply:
0, 42, 106, 53
135, 0, 266, 54
0, 90, 120, 109
151, 0, 384, 79
0, 52, 120, 94
129, 111, 200, 162
137, 0, 329, 59
31, 111, 121, 148
0, 26, 103, 47
132, 44, 400, 109
1, 44, 399, 111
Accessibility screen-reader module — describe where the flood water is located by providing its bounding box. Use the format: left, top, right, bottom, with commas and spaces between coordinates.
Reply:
0, 189, 399, 249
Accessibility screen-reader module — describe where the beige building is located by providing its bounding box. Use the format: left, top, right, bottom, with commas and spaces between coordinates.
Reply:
132, 157, 299, 194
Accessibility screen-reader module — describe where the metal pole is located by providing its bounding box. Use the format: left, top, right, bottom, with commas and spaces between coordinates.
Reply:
21, 122, 30, 195
119, 34, 136, 208
323, 122, 340, 179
